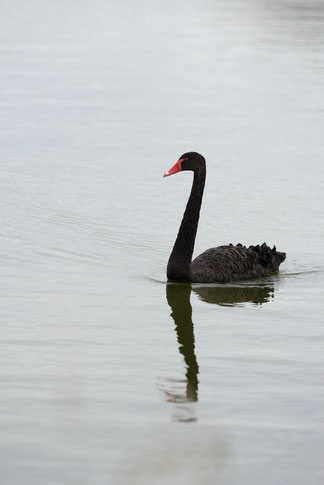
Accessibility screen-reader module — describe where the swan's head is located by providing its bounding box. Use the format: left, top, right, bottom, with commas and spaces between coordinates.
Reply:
163, 152, 205, 177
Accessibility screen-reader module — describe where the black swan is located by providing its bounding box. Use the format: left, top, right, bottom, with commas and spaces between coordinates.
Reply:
163, 152, 286, 283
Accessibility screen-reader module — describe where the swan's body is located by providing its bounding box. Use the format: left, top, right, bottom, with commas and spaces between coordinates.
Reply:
164, 152, 286, 283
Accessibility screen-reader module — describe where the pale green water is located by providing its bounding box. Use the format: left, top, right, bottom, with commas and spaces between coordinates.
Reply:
1, 1, 324, 484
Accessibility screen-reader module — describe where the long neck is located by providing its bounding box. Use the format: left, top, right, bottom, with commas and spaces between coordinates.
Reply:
167, 167, 206, 282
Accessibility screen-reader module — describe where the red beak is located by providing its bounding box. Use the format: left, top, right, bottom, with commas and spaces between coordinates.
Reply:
163, 158, 185, 178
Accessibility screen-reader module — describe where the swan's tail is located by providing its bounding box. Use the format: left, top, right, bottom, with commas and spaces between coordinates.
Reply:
249, 242, 286, 272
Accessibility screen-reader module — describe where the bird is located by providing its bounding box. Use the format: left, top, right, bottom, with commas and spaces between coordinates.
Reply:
163, 152, 286, 283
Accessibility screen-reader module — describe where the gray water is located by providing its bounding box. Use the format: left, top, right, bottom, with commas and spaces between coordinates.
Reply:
1, 1, 324, 484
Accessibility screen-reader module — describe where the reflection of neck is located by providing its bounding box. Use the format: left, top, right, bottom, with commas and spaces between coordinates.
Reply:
166, 284, 199, 401
167, 168, 206, 282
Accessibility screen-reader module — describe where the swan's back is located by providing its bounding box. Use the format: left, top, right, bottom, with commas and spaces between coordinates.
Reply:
191, 243, 286, 283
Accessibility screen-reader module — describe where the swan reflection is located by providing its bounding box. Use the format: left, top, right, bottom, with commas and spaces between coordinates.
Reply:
160, 281, 275, 422
158, 283, 199, 422
193, 283, 274, 306
167, 283, 199, 402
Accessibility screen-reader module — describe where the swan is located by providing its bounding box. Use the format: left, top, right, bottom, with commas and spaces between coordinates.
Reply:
163, 152, 286, 283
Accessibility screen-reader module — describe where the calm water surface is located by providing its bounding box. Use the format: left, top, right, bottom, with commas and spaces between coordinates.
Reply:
1, 1, 324, 484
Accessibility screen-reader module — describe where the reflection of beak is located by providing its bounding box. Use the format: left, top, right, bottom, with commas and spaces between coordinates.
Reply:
163, 158, 185, 177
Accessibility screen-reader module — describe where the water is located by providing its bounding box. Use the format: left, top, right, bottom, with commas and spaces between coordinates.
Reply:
1, 1, 324, 484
